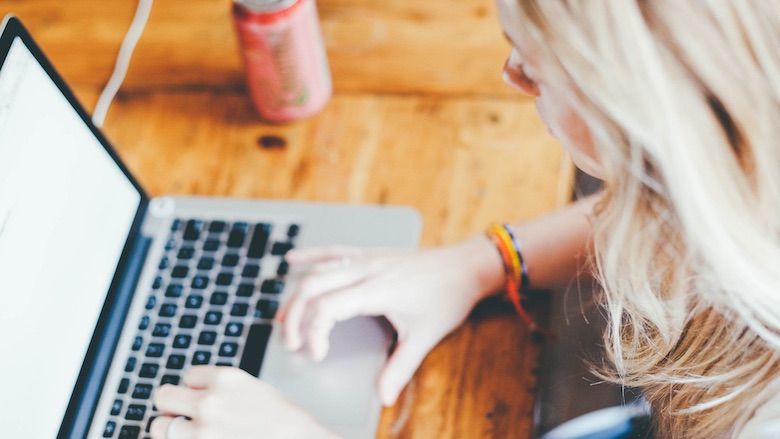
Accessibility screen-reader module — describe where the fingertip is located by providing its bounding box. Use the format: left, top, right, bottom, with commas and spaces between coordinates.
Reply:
284, 333, 302, 351
281, 319, 299, 349
379, 380, 399, 407
380, 392, 395, 407
311, 339, 329, 362
280, 304, 305, 352
183, 364, 216, 389
148, 415, 169, 438
283, 247, 327, 264
282, 248, 301, 262
306, 322, 330, 361
377, 337, 431, 408
151, 383, 175, 408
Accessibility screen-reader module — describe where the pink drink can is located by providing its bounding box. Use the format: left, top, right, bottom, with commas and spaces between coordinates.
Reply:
232, 0, 332, 123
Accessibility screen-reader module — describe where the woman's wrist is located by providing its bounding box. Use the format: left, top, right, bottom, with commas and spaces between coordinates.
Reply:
458, 234, 508, 302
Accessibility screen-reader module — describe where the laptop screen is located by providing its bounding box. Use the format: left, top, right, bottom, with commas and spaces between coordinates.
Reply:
0, 36, 142, 437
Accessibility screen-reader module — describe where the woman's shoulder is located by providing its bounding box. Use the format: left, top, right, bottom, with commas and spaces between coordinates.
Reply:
735, 376, 780, 438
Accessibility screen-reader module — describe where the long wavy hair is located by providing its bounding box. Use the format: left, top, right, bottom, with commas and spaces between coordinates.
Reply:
507, 1, 780, 436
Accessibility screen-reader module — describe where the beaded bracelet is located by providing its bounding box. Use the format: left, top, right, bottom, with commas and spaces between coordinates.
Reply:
485, 223, 538, 332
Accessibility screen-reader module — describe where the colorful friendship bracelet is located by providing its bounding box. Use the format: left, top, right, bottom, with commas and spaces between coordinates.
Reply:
502, 224, 530, 290
485, 223, 538, 332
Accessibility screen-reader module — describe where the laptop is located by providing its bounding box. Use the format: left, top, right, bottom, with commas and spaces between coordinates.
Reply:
0, 15, 421, 439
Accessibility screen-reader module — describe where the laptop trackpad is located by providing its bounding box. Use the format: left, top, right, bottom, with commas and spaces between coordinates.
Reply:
259, 317, 393, 437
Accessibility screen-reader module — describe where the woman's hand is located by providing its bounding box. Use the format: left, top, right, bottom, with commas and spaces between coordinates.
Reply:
279, 235, 505, 406
150, 366, 338, 439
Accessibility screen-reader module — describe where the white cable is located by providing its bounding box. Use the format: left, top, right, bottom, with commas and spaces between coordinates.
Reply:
92, 0, 153, 128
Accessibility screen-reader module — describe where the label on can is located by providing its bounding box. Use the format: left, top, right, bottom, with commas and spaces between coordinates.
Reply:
233, 0, 332, 123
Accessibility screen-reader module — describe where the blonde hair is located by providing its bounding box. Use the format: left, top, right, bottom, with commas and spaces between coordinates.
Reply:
509, 1, 780, 437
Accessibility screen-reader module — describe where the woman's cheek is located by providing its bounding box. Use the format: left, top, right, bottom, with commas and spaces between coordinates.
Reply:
536, 93, 602, 178
562, 112, 602, 178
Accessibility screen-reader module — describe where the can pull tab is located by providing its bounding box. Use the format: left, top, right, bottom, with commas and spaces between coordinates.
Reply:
148, 197, 176, 218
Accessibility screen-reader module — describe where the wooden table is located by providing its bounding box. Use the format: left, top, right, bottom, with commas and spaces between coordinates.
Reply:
2, 1, 573, 437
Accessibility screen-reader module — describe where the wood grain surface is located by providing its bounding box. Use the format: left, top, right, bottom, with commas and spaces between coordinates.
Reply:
1, 0, 574, 437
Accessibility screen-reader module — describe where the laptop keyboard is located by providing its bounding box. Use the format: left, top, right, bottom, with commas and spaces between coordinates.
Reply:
100, 218, 299, 439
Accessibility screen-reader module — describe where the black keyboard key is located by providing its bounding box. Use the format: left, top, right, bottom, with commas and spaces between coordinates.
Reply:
132, 383, 154, 400
171, 266, 189, 278
247, 223, 271, 258
219, 342, 238, 358
103, 420, 116, 438
159, 304, 177, 317
208, 220, 226, 233
132, 336, 143, 351
210, 291, 228, 305
260, 279, 284, 295
177, 246, 195, 260
216, 361, 233, 367
165, 238, 176, 251
216, 272, 234, 286
165, 284, 183, 298
125, 404, 146, 421
152, 276, 163, 289
185, 294, 204, 309
117, 378, 130, 394
118, 425, 140, 439
191, 276, 209, 289
236, 283, 254, 297
230, 303, 249, 317
198, 331, 217, 345
171, 219, 182, 231
161, 374, 180, 385
110, 399, 123, 416
145, 295, 157, 310
287, 223, 300, 238
173, 334, 192, 349
197, 256, 215, 270
152, 323, 171, 338
271, 241, 294, 256
138, 316, 150, 330
204, 311, 222, 325
139, 363, 159, 379
203, 239, 220, 252
183, 220, 204, 241
242, 264, 260, 278
222, 253, 240, 267
192, 351, 211, 365
179, 314, 198, 329
158, 256, 170, 270
276, 260, 289, 276
256, 299, 279, 319
239, 324, 272, 377
125, 357, 137, 372
146, 343, 165, 358
225, 322, 244, 337
227, 223, 248, 248
167, 355, 186, 370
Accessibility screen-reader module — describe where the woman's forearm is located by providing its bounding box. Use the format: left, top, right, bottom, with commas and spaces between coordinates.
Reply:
512, 195, 597, 291
468, 195, 598, 301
